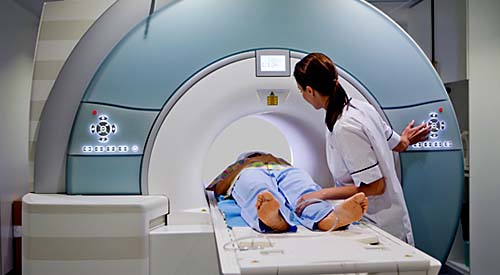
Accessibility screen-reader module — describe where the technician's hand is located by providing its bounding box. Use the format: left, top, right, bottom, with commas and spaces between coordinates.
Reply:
393, 120, 430, 152
295, 191, 323, 217
403, 120, 431, 144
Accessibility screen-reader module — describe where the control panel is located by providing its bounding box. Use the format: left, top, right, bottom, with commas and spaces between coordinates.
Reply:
81, 113, 139, 154
68, 103, 158, 156
411, 111, 453, 149
384, 101, 461, 151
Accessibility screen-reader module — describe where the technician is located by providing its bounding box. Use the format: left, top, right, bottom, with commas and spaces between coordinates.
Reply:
293, 53, 430, 244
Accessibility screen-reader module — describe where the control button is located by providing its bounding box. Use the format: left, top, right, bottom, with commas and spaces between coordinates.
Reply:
438, 107, 443, 113
440, 121, 446, 130
433, 141, 442, 147
131, 145, 139, 152
118, 145, 129, 152
443, 141, 452, 148
82, 146, 93, 152
430, 133, 438, 139
94, 146, 105, 152
106, 146, 117, 152
423, 141, 431, 148
430, 112, 438, 118
90, 115, 117, 143
412, 142, 422, 148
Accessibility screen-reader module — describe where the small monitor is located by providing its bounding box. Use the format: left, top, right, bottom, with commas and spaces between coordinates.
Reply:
260, 55, 286, 72
256, 50, 290, 77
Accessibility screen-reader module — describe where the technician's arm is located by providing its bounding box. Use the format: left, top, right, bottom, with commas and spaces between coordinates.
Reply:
307, 178, 385, 200
295, 178, 385, 214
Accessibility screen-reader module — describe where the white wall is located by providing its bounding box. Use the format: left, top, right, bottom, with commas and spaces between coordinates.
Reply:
0, 0, 38, 274
468, 0, 500, 274
435, 0, 467, 83
368, 2, 409, 30
373, 0, 467, 83
407, 0, 432, 60
406, 0, 467, 83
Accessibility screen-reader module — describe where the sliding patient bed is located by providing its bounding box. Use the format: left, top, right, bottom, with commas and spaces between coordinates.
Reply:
208, 193, 441, 275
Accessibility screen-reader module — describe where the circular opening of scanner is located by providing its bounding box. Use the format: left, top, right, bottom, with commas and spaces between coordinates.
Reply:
147, 56, 333, 216
202, 115, 291, 185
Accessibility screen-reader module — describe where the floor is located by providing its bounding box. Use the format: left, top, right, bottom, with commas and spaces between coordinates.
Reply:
440, 264, 470, 275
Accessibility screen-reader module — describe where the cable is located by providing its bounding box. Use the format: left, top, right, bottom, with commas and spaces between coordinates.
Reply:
222, 199, 340, 251
223, 235, 272, 251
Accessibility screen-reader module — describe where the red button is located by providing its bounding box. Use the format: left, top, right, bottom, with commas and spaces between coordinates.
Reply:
438, 107, 443, 113
92, 110, 97, 115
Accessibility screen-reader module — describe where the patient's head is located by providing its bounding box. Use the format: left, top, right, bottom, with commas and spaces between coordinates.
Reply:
236, 151, 267, 161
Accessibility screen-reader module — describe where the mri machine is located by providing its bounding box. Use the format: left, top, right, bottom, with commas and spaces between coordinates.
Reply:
23, 1, 464, 274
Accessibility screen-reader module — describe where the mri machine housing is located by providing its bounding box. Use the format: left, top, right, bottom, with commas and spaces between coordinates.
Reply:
25, 0, 463, 274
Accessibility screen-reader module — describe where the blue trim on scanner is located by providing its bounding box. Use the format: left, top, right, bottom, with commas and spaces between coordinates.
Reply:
383, 99, 448, 110
82, 0, 447, 109
400, 150, 464, 262
83, 101, 162, 112
67, 155, 142, 195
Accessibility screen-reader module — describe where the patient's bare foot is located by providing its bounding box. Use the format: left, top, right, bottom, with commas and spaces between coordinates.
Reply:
256, 191, 289, 232
317, 192, 368, 231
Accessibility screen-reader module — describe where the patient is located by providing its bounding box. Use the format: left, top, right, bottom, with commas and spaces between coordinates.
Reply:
206, 152, 368, 233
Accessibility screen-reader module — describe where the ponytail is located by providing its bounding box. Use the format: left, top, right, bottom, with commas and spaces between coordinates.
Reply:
325, 82, 348, 131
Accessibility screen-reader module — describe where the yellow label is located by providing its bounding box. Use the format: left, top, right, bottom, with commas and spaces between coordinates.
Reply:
267, 91, 278, 106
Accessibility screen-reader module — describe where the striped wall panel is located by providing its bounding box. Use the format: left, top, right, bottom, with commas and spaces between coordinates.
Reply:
29, 0, 116, 189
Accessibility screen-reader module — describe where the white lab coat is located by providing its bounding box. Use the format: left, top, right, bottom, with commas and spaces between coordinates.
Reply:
326, 98, 414, 245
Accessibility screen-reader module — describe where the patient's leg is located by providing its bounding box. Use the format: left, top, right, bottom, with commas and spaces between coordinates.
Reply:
256, 191, 290, 232
317, 192, 368, 231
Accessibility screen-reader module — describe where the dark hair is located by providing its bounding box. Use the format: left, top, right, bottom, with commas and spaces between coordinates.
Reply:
294, 53, 349, 131
246, 152, 263, 158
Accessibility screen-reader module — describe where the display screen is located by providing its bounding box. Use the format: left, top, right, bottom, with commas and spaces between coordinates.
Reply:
260, 55, 286, 72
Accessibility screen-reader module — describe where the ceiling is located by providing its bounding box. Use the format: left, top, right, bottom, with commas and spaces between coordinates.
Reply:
12, 0, 424, 23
